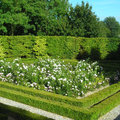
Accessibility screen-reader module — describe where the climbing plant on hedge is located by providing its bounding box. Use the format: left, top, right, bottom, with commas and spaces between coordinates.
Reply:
0, 45, 5, 58
0, 37, 5, 58
33, 37, 47, 58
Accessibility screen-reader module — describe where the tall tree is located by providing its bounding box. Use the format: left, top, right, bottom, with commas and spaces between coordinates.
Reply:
0, 0, 29, 35
98, 21, 110, 37
37, 0, 70, 36
68, 1, 100, 37
104, 17, 120, 37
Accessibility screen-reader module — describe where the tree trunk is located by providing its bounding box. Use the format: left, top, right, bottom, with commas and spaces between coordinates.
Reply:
11, 25, 14, 36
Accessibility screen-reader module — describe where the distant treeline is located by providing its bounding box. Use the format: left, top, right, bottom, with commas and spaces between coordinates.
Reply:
0, 0, 120, 37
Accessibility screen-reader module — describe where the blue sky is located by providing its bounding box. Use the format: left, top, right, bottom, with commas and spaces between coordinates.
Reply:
69, 0, 120, 23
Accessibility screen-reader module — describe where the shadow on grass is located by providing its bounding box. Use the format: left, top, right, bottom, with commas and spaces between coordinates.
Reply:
76, 46, 120, 85
114, 115, 120, 120
0, 103, 53, 120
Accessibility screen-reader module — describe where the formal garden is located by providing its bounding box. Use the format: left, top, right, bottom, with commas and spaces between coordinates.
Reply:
0, 36, 120, 120
0, 0, 120, 120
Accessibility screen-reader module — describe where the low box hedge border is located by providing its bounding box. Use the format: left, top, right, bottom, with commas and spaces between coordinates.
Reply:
90, 91, 120, 119
0, 87, 90, 120
0, 81, 120, 120
0, 103, 53, 120
0, 81, 120, 107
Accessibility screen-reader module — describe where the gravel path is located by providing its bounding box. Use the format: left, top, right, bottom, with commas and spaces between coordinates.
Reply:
99, 105, 120, 120
0, 97, 72, 120
77, 85, 109, 99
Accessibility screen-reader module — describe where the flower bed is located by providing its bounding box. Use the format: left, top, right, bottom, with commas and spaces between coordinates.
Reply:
0, 58, 109, 97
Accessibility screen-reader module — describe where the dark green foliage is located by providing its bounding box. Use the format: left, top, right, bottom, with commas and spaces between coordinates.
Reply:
0, 0, 29, 36
0, 0, 111, 37
106, 38, 120, 60
104, 17, 120, 38
68, 2, 101, 37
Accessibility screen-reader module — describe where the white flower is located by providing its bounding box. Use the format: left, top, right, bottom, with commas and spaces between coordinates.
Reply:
0, 73, 3, 76
80, 80, 83, 83
94, 74, 97, 77
19, 73, 24, 76
23, 65, 28, 70
81, 91, 84, 95
6, 73, 12, 77
63, 78, 67, 81
51, 75, 56, 80
89, 82, 91, 85
37, 66, 40, 70
32, 73, 36, 76
16, 63, 19, 66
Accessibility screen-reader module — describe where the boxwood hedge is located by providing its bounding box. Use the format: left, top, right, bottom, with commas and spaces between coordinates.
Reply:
0, 81, 120, 120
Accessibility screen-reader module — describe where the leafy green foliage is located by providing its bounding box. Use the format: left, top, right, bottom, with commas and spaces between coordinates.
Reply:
104, 17, 120, 38
0, 0, 112, 37
33, 37, 47, 58
0, 45, 5, 58
0, 0, 29, 35
68, 2, 101, 37
97, 21, 110, 37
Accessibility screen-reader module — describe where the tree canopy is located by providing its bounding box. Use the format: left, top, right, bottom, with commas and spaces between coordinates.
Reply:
104, 17, 120, 38
0, 0, 119, 37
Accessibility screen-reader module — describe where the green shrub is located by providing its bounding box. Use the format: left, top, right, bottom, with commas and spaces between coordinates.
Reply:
33, 37, 47, 58
0, 45, 5, 58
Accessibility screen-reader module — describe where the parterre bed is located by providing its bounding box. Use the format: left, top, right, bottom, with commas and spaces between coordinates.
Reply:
0, 81, 120, 120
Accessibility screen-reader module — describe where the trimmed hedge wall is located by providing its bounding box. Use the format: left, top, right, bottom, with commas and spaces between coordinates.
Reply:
0, 36, 120, 59
0, 81, 120, 108
0, 87, 90, 120
0, 81, 120, 120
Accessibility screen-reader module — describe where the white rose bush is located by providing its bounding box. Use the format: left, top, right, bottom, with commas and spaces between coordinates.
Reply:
0, 58, 109, 97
